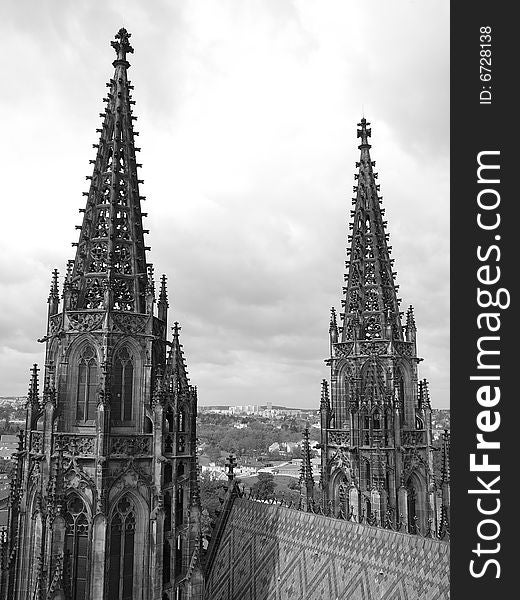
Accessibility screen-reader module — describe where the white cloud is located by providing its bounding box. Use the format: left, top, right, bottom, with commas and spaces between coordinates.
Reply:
0, 0, 449, 407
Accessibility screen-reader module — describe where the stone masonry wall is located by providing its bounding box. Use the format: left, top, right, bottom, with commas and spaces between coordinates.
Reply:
205, 498, 449, 600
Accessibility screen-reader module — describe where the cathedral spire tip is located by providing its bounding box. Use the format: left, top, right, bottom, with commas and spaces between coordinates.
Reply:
111, 28, 134, 64
357, 117, 371, 148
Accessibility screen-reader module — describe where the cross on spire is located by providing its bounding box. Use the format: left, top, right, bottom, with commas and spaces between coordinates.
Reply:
357, 117, 371, 148
111, 28, 134, 64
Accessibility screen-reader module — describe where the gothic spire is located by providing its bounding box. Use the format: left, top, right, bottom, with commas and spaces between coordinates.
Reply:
320, 379, 330, 411
299, 428, 314, 485
299, 427, 314, 511
165, 322, 190, 393
158, 274, 169, 322
341, 118, 402, 342
27, 364, 40, 407
47, 269, 60, 316
70, 28, 149, 313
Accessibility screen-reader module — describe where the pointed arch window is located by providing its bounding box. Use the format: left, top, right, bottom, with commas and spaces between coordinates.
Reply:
177, 409, 186, 432
108, 496, 136, 600
77, 345, 98, 422
111, 347, 134, 424
65, 495, 89, 600
165, 407, 174, 432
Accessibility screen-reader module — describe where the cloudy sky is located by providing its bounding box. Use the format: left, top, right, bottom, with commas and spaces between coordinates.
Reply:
0, 0, 449, 408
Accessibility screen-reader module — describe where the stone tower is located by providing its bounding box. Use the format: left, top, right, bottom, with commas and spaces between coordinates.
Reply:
0, 29, 203, 600
320, 119, 436, 534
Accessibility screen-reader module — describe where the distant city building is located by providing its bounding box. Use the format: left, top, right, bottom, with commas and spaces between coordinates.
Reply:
0, 435, 18, 461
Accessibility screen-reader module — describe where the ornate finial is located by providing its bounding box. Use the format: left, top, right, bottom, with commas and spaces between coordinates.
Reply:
406, 305, 416, 330
299, 426, 314, 492
28, 364, 40, 404
111, 28, 134, 63
145, 264, 155, 295
173, 321, 180, 337
320, 379, 330, 409
159, 275, 169, 305
226, 455, 237, 481
49, 269, 59, 299
357, 117, 371, 148
65, 260, 74, 282
329, 306, 337, 329
419, 378, 431, 408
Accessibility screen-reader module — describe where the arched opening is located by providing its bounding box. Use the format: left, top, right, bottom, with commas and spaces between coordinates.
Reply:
177, 463, 185, 478
164, 463, 173, 486
364, 496, 372, 521
144, 416, 153, 434
406, 472, 426, 534
65, 495, 90, 600
108, 496, 136, 599
165, 407, 174, 432
163, 540, 171, 584
111, 347, 134, 425
76, 345, 98, 422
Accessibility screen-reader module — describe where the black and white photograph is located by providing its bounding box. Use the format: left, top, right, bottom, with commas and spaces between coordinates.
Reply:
0, 1, 466, 598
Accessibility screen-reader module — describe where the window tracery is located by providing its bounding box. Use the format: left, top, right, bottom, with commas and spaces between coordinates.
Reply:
76, 345, 98, 422
111, 347, 134, 424
108, 496, 136, 600
65, 495, 89, 600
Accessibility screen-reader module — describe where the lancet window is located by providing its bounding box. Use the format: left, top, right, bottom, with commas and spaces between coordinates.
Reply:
111, 347, 134, 424
108, 496, 136, 600
76, 345, 98, 422
65, 495, 90, 600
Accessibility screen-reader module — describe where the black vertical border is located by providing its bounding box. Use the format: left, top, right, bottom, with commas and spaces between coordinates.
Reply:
451, 2, 515, 598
